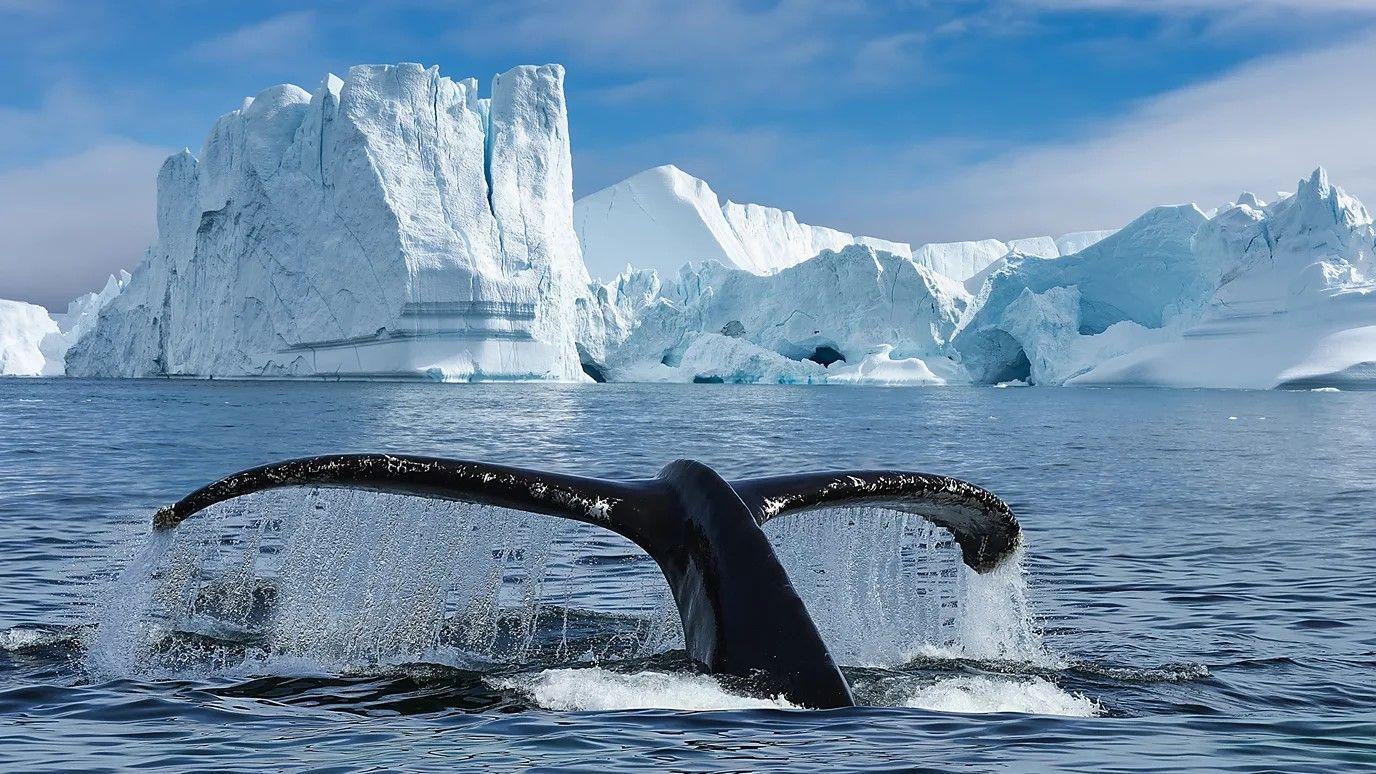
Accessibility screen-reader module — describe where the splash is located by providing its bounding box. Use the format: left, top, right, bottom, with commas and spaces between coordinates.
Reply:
494, 668, 799, 711
901, 675, 1101, 717
88, 489, 681, 678
764, 506, 1052, 668
90, 493, 1061, 709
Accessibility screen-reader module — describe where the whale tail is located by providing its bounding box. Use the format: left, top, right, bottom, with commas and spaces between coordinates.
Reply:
153, 454, 1020, 708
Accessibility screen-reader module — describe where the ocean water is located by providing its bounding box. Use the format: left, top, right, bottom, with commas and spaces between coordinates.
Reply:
1, 378, 1373, 772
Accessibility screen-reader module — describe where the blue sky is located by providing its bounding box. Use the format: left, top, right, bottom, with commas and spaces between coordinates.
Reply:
4, 0, 1376, 307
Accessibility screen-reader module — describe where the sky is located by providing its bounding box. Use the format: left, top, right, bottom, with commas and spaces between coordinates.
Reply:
3, 0, 1376, 308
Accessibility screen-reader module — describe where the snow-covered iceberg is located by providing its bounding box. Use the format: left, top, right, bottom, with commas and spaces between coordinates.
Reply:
574, 164, 912, 280
595, 244, 969, 384
575, 164, 1118, 291
0, 271, 129, 377
953, 169, 1376, 389
0, 300, 60, 376
68, 63, 590, 382
1072, 170, 1376, 389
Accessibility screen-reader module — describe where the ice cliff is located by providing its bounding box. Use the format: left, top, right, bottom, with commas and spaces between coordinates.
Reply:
589, 244, 969, 385
68, 63, 589, 381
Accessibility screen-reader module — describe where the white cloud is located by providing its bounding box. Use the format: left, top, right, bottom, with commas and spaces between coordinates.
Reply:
829, 29, 1376, 242
0, 81, 115, 169
1019, 0, 1376, 12
186, 11, 317, 65
0, 142, 167, 309
452, 0, 921, 102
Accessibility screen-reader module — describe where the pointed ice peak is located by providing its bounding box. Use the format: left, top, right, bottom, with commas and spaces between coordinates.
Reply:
1284, 166, 1372, 229
1236, 191, 1264, 209
320, 73, 344, 100
1304, 166, 1329, 193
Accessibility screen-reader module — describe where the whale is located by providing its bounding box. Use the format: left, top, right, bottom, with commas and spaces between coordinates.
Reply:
153, 455, 1021, 709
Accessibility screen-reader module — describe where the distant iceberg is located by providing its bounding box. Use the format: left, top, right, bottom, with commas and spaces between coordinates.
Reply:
1070, 171, 1376, 389
0, 300, 59, 376
574, 164, 912, 280
0, 271, 129, 377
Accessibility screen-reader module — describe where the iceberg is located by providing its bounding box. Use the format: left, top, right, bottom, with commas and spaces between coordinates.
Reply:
950, 168, 1376, 389
954, 204, 1210, 384
574, 164, 912, 281
0, 300, 60, 376
596, 244, 968, 384
68, 63, 590, 382
0, 271, 129, 377
1072, 169, 1376, 389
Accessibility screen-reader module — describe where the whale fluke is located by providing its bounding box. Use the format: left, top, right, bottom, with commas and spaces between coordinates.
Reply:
733, 471, 1020, 572
153, 454, 1020, 708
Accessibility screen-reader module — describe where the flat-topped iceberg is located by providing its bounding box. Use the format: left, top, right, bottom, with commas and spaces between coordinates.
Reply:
68, 63, 590, 382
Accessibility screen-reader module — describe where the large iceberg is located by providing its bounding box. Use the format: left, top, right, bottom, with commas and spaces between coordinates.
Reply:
1072, 170, 1376, 389
953, 169, 1376, 389
574, 164, 912, 280
595, 244, 969, 384
68, 63, 590, 382
575, 164, 1118, 291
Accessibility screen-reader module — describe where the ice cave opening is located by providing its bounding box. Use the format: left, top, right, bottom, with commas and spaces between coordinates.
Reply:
575, 345, 608, 383
806, 346, 847, 367
963, 329, 1032, 385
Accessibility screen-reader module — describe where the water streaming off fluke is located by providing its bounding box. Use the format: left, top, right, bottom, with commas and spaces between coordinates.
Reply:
90, 490, 1049, 696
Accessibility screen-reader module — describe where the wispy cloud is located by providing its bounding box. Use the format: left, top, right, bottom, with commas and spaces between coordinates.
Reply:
1007, 0, 1376, 36
449, 0, 928, 103
0, 81, 116, 171
186, 10, 318, 66
831, 28, 1376, 242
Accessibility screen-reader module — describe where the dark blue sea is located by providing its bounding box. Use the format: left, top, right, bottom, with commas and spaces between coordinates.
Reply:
1, 379, 1373, 772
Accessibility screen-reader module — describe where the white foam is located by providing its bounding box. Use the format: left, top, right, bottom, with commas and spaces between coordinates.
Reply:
902, 676, 1101, 717
495, 668, 799, 711
0, 626, 61, 652
1310, 387, 1342, 392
